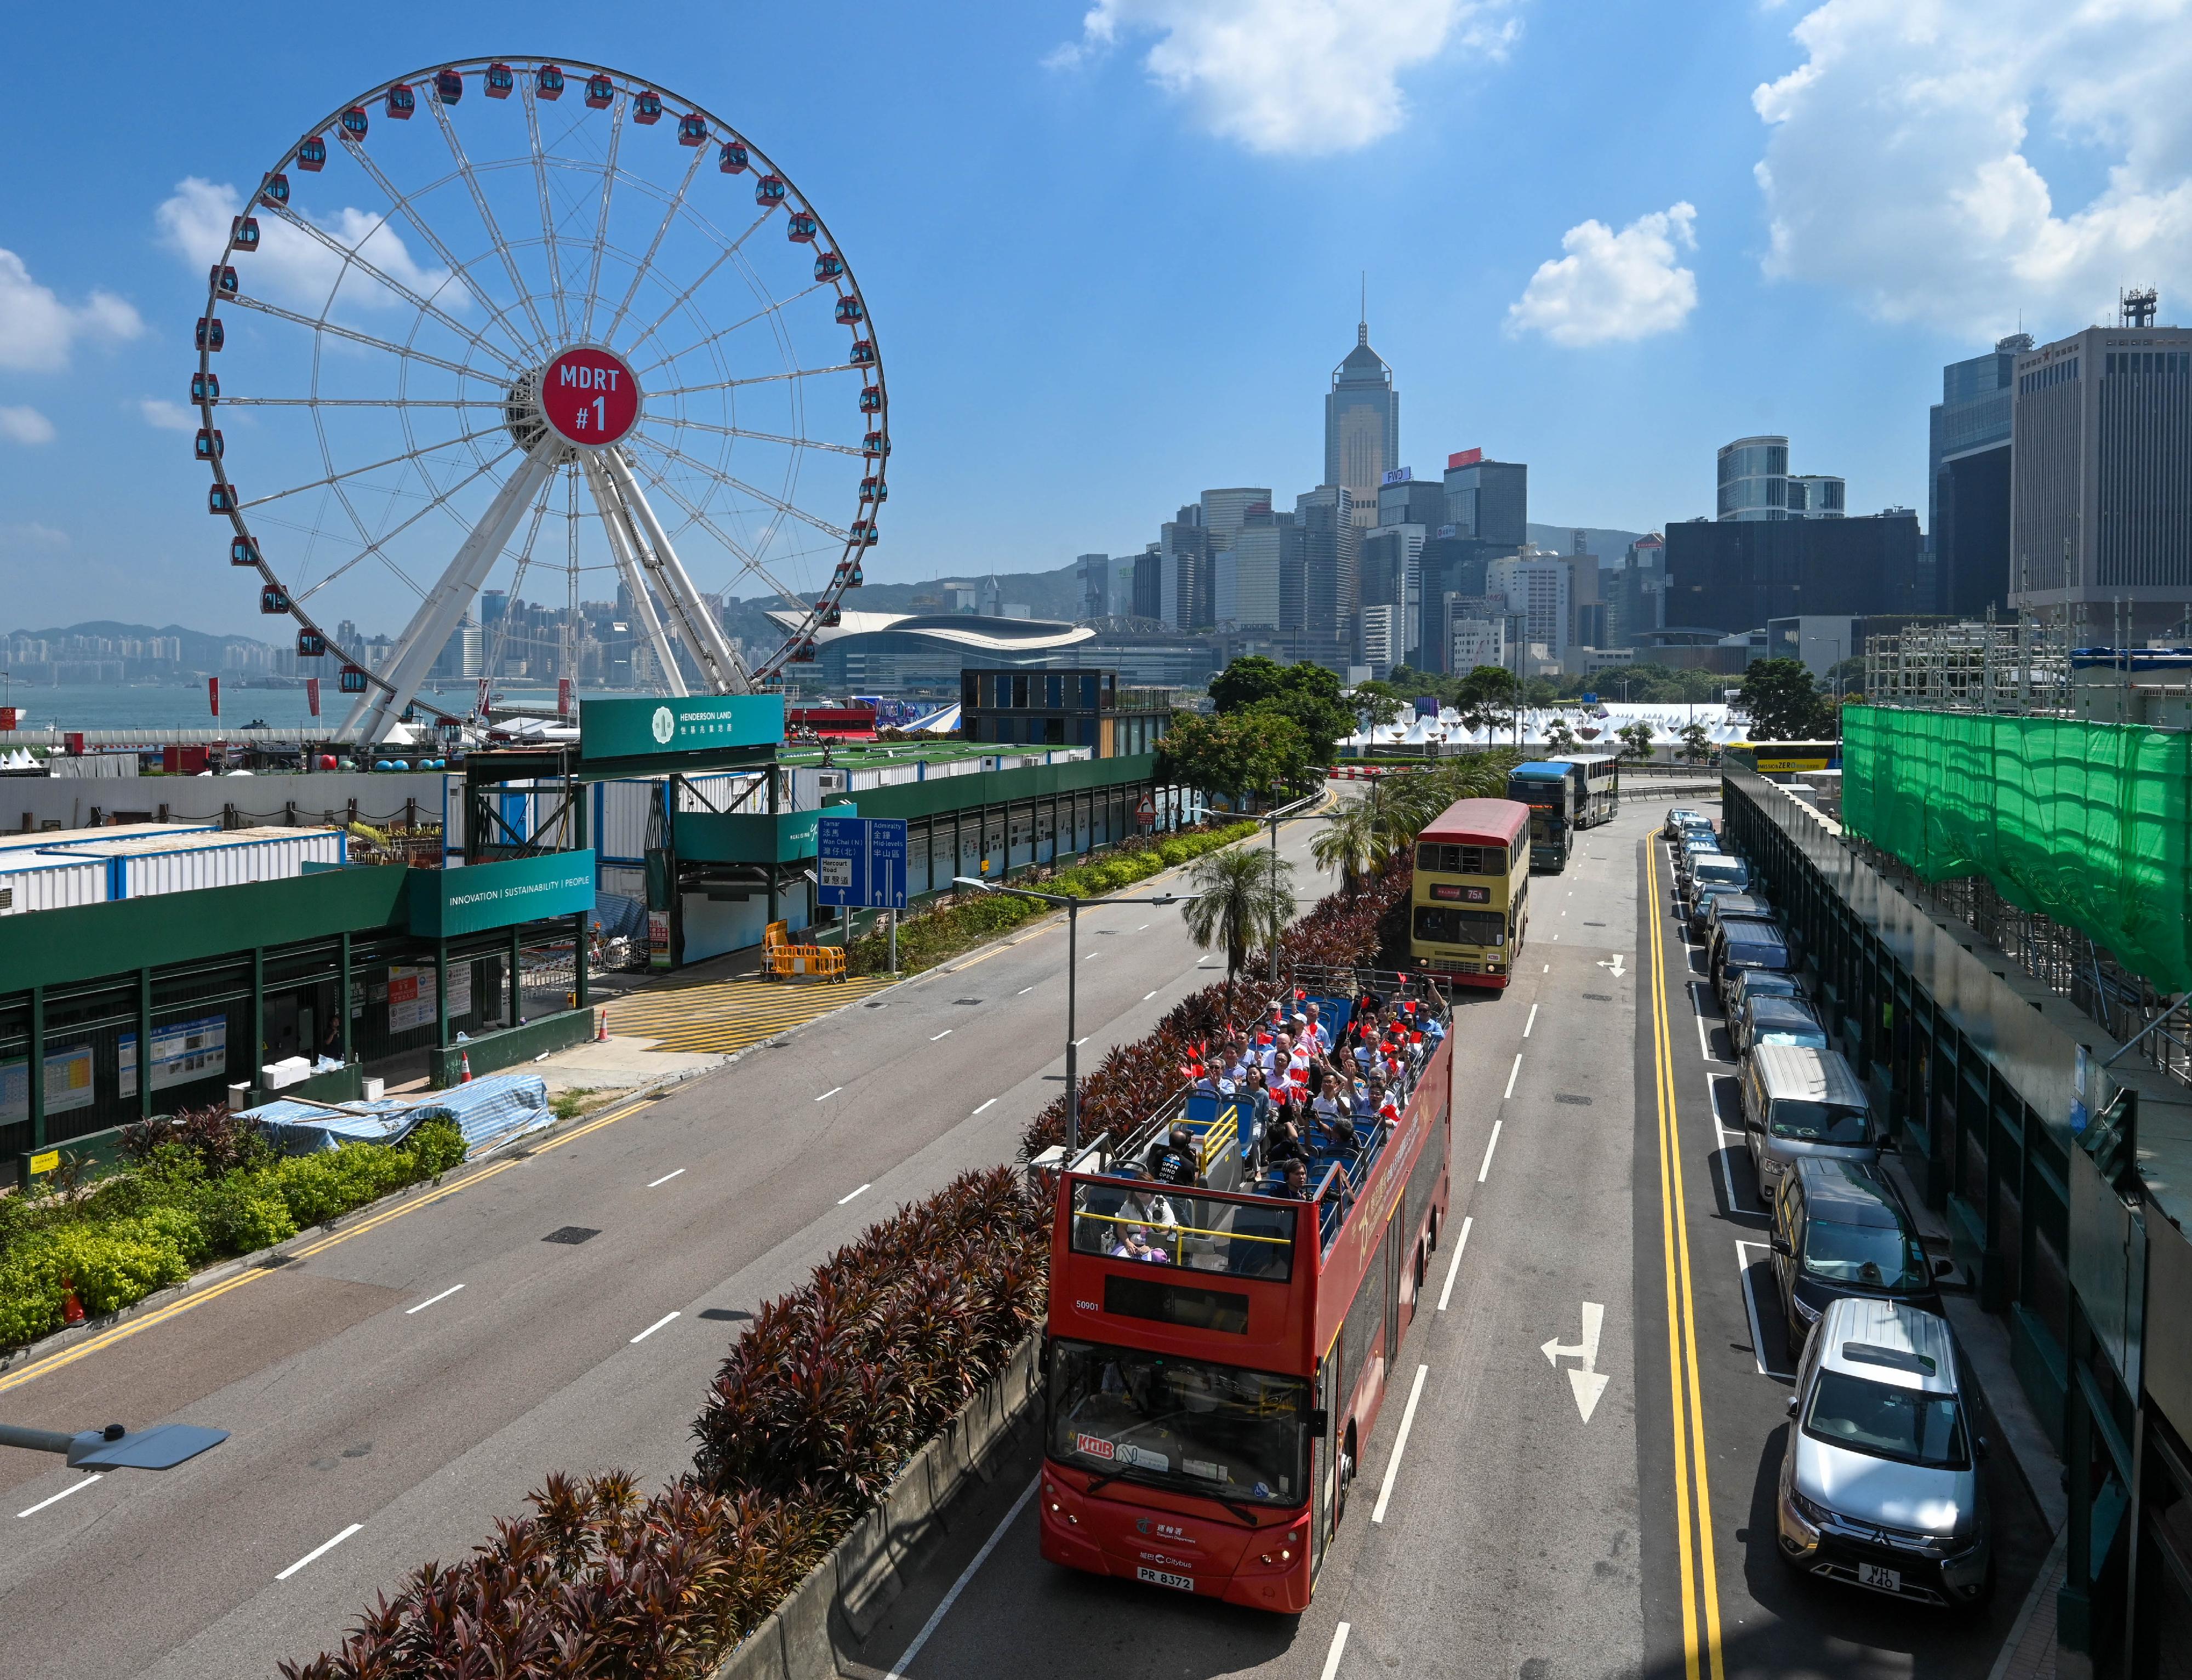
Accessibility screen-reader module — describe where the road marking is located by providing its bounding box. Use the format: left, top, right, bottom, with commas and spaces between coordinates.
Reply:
1137, 923, 1149, 931
1705, 1072, 1764, 1221
931, 1029, 953, 1041
16, 1475, 101, 1518
1543, 964, 1550, 973
1733, 1241, 1785, 1379
0, 1096, 659, 1397
403, 1283, 465, 1315
1084, 952, 1099, 960
972, 1098, 997, 1115
1019, 986, 1034, 995
1523, 1003, 1538, 1038
816, 1087, 842, 1101
1319, 1622, 1352, 1680
1143, 990, 1158, 1001
277, 1523, 362, 1580
1694, 1008, 1714, 1062
1437, 1215, 1474, 1311
1371, 1364, 1429, 1523
1599, 953, 1627, 978
838, 1183, 872, 1205
884, 1475, 1040, 1678
1542, 1301, 1612, 1421
647, 1168, 686, 1188
1476, 1120, 1503, 1183
1503, 1054, 1522, 1100
1074, 1036, 1089, 1047
1647, 842, 1727, 1680
630, 1311, 680, 1344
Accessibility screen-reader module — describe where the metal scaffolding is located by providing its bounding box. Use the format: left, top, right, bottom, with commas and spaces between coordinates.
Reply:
1862, 615, 2070, 715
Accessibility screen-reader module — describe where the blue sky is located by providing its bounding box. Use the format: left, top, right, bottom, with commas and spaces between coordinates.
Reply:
3, 0, 2188, 635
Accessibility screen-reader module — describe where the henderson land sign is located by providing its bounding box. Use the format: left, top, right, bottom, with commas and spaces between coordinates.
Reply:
579, 694, 785, 763
408, 850, 598, 938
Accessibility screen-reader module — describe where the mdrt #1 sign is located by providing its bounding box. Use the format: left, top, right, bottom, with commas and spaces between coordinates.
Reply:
816, 815, 907, 911
409, 850, 598, 938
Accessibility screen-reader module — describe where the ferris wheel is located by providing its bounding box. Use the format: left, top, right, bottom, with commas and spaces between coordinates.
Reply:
190, 56, 887, 745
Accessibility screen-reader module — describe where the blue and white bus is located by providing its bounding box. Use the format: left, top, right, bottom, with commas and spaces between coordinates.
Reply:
1550, 753, 1621, 827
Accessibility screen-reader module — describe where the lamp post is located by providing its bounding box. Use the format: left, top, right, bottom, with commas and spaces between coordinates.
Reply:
0, 1419, 227, 1471
954, 878, 1196, 1156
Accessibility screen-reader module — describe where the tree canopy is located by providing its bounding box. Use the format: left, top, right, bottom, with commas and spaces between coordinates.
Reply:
1736, 658, 1837, 740
1157, 707, 1311, 802
1207, 656, 1353, 762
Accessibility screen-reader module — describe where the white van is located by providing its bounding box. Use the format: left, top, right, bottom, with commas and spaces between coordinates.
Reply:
1738, 1044, 1880, 1201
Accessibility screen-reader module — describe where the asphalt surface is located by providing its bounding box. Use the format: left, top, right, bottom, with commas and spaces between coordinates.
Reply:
0, 815, 1339, 1680
847, 799, 2052, 1680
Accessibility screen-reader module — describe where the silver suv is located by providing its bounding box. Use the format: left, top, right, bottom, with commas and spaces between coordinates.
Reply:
1776, 1296, 1994, 1608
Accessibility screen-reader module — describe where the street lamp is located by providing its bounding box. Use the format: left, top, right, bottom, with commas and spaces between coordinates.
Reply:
954, 878, 1196, 1156
0, 1419, 227, 1471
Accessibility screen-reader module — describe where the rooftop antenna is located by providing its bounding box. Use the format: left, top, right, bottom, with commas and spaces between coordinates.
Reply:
1359, 272, 1368, 346
2121, 287, 2160, 329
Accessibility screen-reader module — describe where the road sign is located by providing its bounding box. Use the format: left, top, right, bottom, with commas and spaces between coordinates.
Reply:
817, 814, 908, 910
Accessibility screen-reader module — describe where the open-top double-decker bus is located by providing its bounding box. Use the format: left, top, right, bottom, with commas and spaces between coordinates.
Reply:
1039, 973, 1454, 1610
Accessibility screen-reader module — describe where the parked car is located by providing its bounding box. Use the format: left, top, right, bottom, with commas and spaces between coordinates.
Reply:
1683, 853, 1750, 908
1678, 836, 1726, 883
1736, 994, 1830, 1057
1776, 1296, 1993, 1608
1738, 1044, 1880, 1200
1693, 885, 1771, 941
1711, 916, 1795, 1005
1665, 807, 1713, 839
1771, 1157, 1951, 1357
1729, 969, 1809, 1017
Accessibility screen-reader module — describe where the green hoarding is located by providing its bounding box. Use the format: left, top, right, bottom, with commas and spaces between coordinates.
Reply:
579, 694, 784, 762
676, 806, 853, 864
408, 850, 598, 938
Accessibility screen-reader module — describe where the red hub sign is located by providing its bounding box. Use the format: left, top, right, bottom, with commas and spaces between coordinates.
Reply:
540, 346, 641, 446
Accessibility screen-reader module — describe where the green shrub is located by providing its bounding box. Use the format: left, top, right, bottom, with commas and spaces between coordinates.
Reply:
406, 1118, 467, 1176
0, 1235, 69, 1348
54, 1224, 190, 1316
200, 1184, 298, 1255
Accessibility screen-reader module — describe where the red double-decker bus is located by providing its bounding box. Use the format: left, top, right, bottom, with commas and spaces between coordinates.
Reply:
1038, 975, 1454, 1610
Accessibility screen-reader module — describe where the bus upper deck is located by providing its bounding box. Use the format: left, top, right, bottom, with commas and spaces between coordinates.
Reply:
1409, 796, 1530, 987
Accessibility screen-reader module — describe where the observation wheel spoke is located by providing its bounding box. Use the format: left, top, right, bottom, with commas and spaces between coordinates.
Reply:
482, 489, 557, 685
635, 435, 849, 544
632, 279, 831, 378
240, 423, 512, 511
520, 83, 572, 344
615, 211, 773, 363
258, 199, 522, 375
640, 413, 861, 456
600, 144, 709, 348
616, 445, 815, 611
418, 99, 555, 353
643, 363, 858, 401
286, 445, 521, 606
228, 293, 501, 385
220, 397, 505, 409
578, 95, 627, 344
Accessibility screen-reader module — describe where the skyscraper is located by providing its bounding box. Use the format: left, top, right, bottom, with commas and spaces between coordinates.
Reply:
1717, 437, 1845, 522
1930, 334, 2028, 618
1295, 485, 1358, 667
2010, 311, 2192, 641
1442, 451, 1528, 546
1326, 316, 1398, 530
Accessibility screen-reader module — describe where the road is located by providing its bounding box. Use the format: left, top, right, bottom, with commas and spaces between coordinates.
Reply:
0, 814, 1339, 1680
853, 797, 2052, 1680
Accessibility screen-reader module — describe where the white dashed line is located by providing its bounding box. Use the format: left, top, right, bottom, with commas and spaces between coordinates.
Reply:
1319, 1622, 1352, 1680
403, 1284, 465, 1315
1371, 1365, 1430, 1524
1436, 1215, 1474, 1311
647, 1169, 685, 1188
838, 1183, 872, 1205
815, 1087, 842, 1101
16, 1476, 101, 1519
277, 1523, 362, 1580
1504, 1054, 1522, 1100
1476, 1120, 1503, 1182
972, 1098, 997, 1115
932, 1029, 953, 1041
1523, 1004, 1538, 1038
630, 1311, 680, 1344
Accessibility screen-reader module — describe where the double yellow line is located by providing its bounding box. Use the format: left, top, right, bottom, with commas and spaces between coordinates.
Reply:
1646, 844, 1726, 1680
0, 1094, 656, 1397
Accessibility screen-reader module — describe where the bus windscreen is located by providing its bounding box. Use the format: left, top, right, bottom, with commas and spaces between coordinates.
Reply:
1048, 1339, 1311, 1506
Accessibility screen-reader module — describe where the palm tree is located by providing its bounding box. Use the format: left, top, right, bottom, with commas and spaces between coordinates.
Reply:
1181, 843, 1297, 1014
1311, 777, 1411, 895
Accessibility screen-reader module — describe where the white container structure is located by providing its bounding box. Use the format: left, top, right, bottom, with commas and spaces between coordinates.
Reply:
0, 855, 109, 915
41, 826, 346, 899
0, 822, 216, 855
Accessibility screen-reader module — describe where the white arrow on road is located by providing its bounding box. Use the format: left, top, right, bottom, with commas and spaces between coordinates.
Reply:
1542, 1301, 1611, 1422
1597, 953, 1626, 979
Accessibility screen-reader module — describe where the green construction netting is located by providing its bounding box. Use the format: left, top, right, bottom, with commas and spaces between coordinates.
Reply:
1842, 705, 2192, 993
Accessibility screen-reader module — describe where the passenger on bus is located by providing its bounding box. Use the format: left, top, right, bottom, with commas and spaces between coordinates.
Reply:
1280, 1160, 1318, 1201
1114, 1226, 1172, 1264
1302, 1003, 1332, 1052
1148, 1124, 1202, 1188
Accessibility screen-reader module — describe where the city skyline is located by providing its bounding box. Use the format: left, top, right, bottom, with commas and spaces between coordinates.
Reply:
4, 1, 2190, 641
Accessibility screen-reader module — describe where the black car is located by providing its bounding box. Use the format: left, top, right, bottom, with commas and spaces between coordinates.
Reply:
1769, 1157, 1953, 1358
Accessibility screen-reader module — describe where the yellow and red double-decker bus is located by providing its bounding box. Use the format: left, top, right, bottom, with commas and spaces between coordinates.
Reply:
1040, 976, 1453, 1610
1409, 797, 1530, 988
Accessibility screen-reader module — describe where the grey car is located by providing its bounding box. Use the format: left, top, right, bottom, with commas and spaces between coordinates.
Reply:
1777, 1296, 1993, 1608
1736, 994, 1830, 1057
1738, 1043, 1880, 1199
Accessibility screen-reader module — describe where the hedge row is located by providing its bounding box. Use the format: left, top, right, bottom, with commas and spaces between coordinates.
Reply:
0, 1110, 466, 1351
282, 1169, 1047, 1679
840, 819, 1259, 976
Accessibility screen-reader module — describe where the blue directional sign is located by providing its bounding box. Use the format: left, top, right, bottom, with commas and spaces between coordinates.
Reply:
815, 814, 909, 910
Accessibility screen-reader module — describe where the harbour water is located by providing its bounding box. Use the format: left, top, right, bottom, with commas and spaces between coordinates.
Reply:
0, 684, 633, 734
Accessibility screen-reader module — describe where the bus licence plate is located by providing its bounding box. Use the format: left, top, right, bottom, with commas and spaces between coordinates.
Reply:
1137, 1565, 1194, 1593
1857, 1562, 1901, 1593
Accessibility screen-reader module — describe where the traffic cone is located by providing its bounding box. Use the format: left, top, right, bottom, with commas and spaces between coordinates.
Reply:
596, 1008, 609, 1042
459, 1049, 473, 1083
61, 1279, 84, 1326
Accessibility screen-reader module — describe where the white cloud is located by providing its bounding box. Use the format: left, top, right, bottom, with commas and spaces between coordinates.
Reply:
0, 248, 142, 373
0, 521, 68, 551
138, 398, 197, 432
0, 405, 56, 445
1752, 0, 2192, 332
1050, 0, 1522, 156
1506, 203, 1699, 346
156, 178, 463, 315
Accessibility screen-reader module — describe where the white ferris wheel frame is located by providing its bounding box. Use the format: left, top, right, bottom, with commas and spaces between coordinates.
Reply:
192, 55, 889, 746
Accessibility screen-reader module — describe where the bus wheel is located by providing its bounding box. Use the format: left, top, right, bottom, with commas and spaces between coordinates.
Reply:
1415, 1240, 1428, 1292
1336, 1426, 1358, 1520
